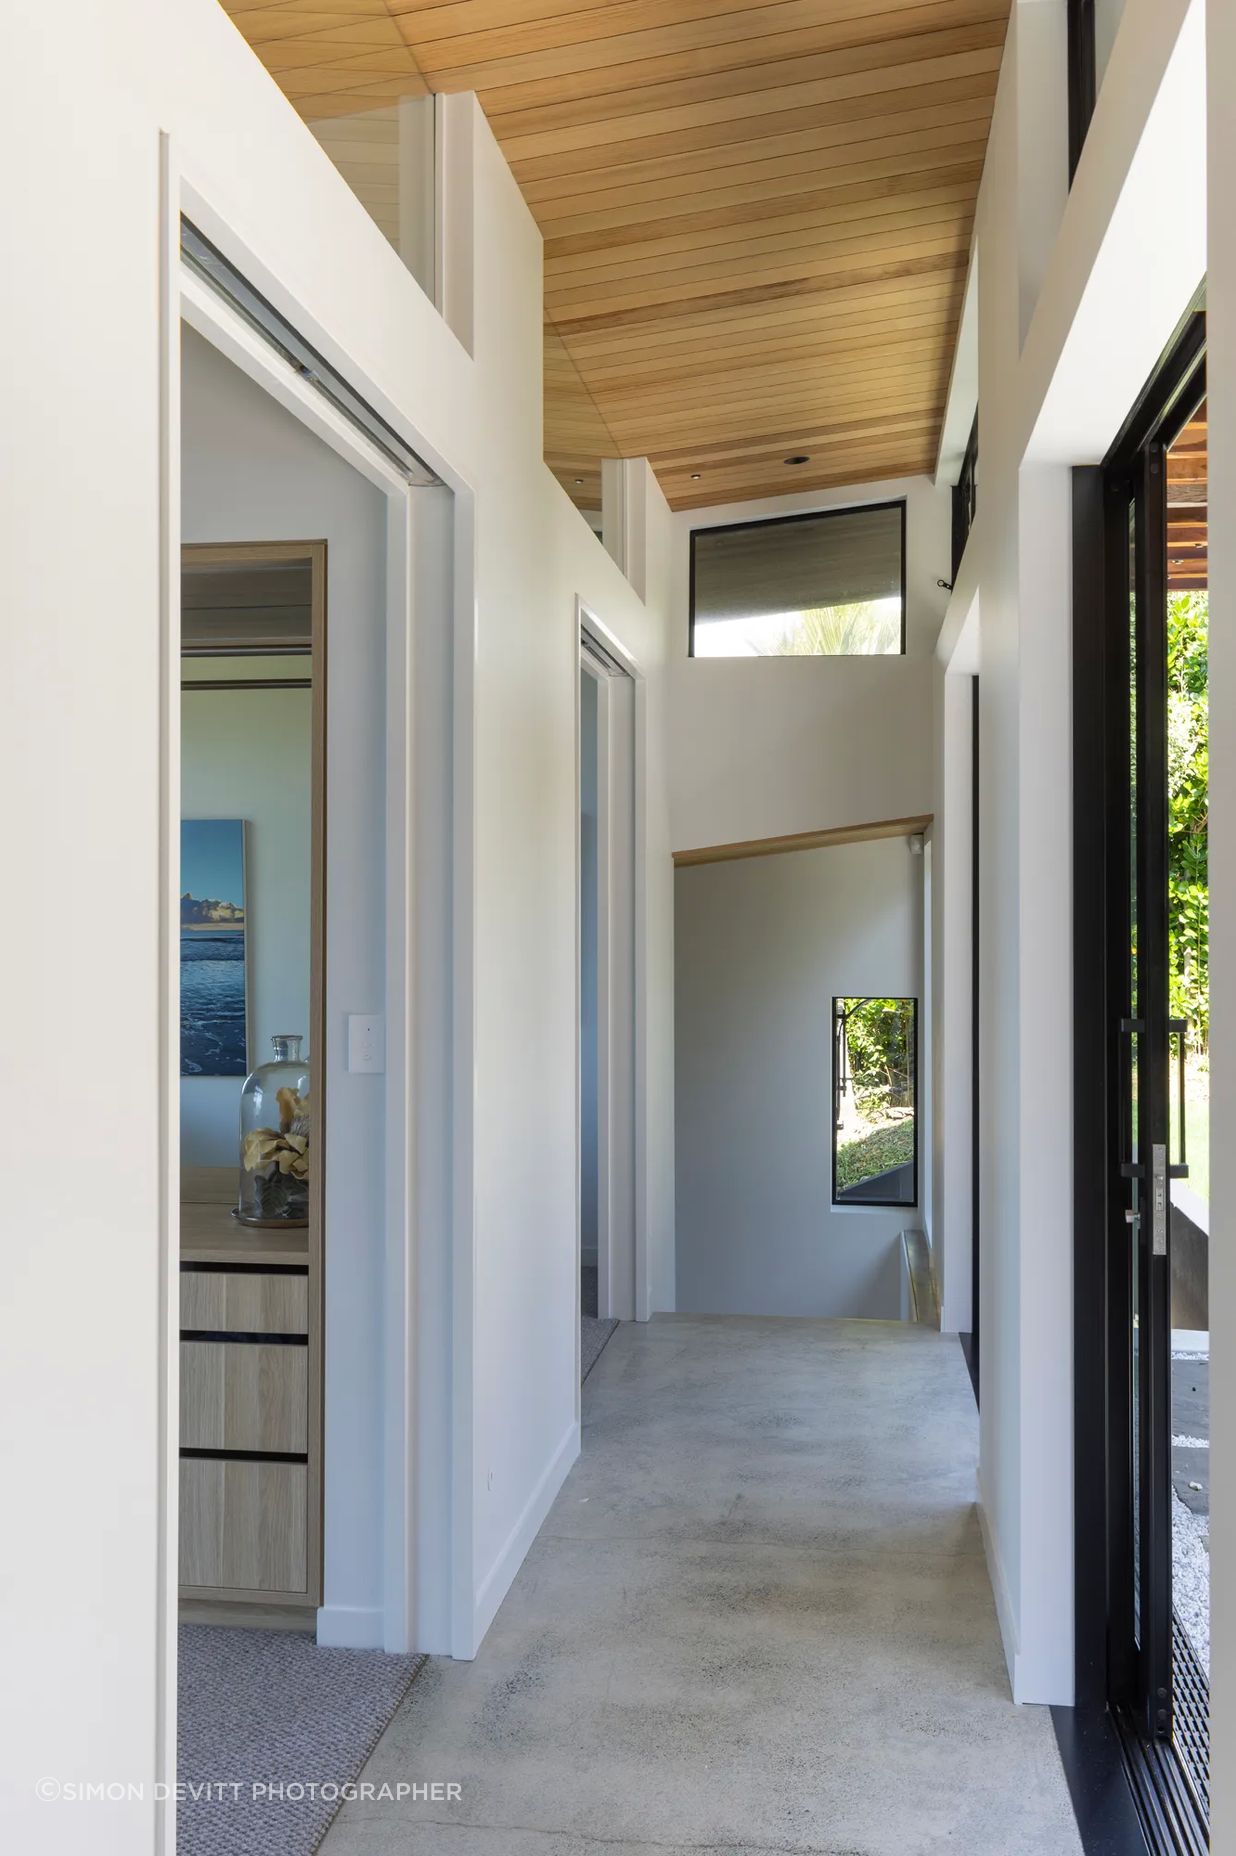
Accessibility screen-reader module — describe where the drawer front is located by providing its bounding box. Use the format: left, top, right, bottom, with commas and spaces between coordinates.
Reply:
180, 1269, 307, 1335
179, 1457, 307, 1595
180, 1340, 308, 1454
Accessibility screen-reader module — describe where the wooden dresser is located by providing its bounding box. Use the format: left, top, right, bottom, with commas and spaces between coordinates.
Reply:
179, 1171, 321, 1612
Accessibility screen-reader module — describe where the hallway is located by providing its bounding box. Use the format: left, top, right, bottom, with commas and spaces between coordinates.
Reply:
324, 1317, 1081, 1854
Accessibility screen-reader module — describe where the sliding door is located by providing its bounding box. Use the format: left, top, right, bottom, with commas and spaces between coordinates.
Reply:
1079, 309, 1208, 1851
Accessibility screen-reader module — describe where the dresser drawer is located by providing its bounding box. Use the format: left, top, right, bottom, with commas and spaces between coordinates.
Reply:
179, 1457, 308, 1595
180, 1340, 308, 1454
180, 1269, 307, 1336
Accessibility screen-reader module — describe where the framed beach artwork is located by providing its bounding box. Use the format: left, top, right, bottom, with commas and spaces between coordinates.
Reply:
180, 818, 249, 1077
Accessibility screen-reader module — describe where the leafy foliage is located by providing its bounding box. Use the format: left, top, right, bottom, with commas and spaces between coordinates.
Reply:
838, 997, 915, 1116
764, 600, 900, 656
1167, 591, 1209, 1050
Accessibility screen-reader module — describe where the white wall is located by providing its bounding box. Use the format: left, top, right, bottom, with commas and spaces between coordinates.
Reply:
933, 0, 1209, 1711
180, 679, 312, 1164
0, 4, 678, 1842
675, 838, 922, 1319
1207, 0, 1235, 1834
668, 475, 950, 855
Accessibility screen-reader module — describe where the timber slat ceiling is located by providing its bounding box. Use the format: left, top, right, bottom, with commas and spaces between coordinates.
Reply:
1167, 405, 1207, 592
226, 0, 1008, 508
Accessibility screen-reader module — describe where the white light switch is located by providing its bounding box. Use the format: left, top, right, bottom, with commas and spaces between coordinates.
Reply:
347, 1013, 385, 1074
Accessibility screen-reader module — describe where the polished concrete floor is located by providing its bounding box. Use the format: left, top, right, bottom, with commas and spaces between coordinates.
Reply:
323, 1316, 1083, 1855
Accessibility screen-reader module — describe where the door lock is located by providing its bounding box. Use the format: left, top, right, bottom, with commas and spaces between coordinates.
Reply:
1152, 1143, 1167, 1256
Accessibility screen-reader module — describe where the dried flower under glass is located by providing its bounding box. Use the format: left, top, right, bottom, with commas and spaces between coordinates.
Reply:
235, 1036, 311, 1227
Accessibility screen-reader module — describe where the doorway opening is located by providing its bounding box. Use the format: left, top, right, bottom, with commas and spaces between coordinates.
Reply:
178, 539, 325, 1618
1073, 303, 1208, 1853
578, 621, 638, 1382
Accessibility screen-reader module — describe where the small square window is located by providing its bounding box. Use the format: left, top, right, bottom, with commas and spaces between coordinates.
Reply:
832, 997, 918, 1207
689, 501, 906, 658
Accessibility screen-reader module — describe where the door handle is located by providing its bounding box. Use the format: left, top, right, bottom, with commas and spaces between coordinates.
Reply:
1169, 1019, 1190, 1180
1151, 1143, 1167, 1257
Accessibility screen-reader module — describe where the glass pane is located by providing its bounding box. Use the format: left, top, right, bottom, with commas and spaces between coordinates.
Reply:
309, 101, 436, 300
833, 998, 917, 1205
692, 505, 904, 657
544, 323, 619, 544
1166, 400, 1209, 1806
1125, 494, 1141, 1636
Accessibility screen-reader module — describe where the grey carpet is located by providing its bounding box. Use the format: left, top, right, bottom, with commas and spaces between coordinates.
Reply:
580, 1263, 617, 1382
178, 1625, 424, 1856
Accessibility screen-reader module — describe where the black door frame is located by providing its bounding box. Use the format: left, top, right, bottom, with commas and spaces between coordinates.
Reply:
1070, 309, 1207, 1855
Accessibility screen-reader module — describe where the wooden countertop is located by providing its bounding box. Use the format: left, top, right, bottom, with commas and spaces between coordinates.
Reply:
180, 1171, 309, 1267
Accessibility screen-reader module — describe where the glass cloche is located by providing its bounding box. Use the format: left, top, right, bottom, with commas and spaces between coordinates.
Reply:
235, 1034, 311, 1227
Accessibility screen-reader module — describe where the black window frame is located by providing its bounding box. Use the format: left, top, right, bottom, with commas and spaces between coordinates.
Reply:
1067, 0, 1097, 183
951, 413, 979, 580
687, 498, 908, 659
830, 995, 920, 1210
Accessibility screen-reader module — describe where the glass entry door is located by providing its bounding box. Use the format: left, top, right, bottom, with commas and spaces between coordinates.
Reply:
1099, 317, 1208, 1846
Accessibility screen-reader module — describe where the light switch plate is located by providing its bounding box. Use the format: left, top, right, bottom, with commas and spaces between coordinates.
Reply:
347, 1013, 385, 1074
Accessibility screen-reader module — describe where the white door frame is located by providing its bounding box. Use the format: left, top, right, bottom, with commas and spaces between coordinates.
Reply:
577, 605, 647, 1339
157, 156, 470, 1849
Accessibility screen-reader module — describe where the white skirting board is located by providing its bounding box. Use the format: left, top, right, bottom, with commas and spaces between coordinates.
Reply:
316, 1604, 386, 1651
470, 1420, 580, 1656
976, 1473, 1021, 1699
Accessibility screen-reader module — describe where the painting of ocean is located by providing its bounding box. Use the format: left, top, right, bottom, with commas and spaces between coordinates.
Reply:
181, 819, 248, 1076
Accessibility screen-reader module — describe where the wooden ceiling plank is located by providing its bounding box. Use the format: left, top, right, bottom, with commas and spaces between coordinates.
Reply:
527, 114, 993, 222
623, 377, 952, 437
547, 219, 973, 316
571, 283, 957, 348
521, 89, 995, 205
594, 351, 954, 419
669, 450, 939, 508
544, 179, 980, 284
546, 219, 973, 323
260, 41, 419, 79
497, 46, 1004, 164
552, 249, 968, 339
587, 331, 954, 401
485, 20, 1007, 140
542, 142, 988, 250
242, 11, 396, 48
564, 273, 964, 344
393, 0, 956, 64
232, 0, 1008, 507
648, 413, 945, 470
227, 0, 392, 22
561, 281, 965, 365
508, 71, 999, 184
447, 5, 1007, 114
668, 456, 939, 509
612, 391, 950, 451
575, 301, 960, 369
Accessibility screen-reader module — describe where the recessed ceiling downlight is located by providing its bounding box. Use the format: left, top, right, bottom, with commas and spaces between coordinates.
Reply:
784, 454, 811, 466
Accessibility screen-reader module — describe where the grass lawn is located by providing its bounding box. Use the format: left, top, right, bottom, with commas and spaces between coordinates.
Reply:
835, 1118, 915, 1192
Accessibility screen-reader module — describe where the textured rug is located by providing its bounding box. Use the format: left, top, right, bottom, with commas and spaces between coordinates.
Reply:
178, 1626, 424, 1856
